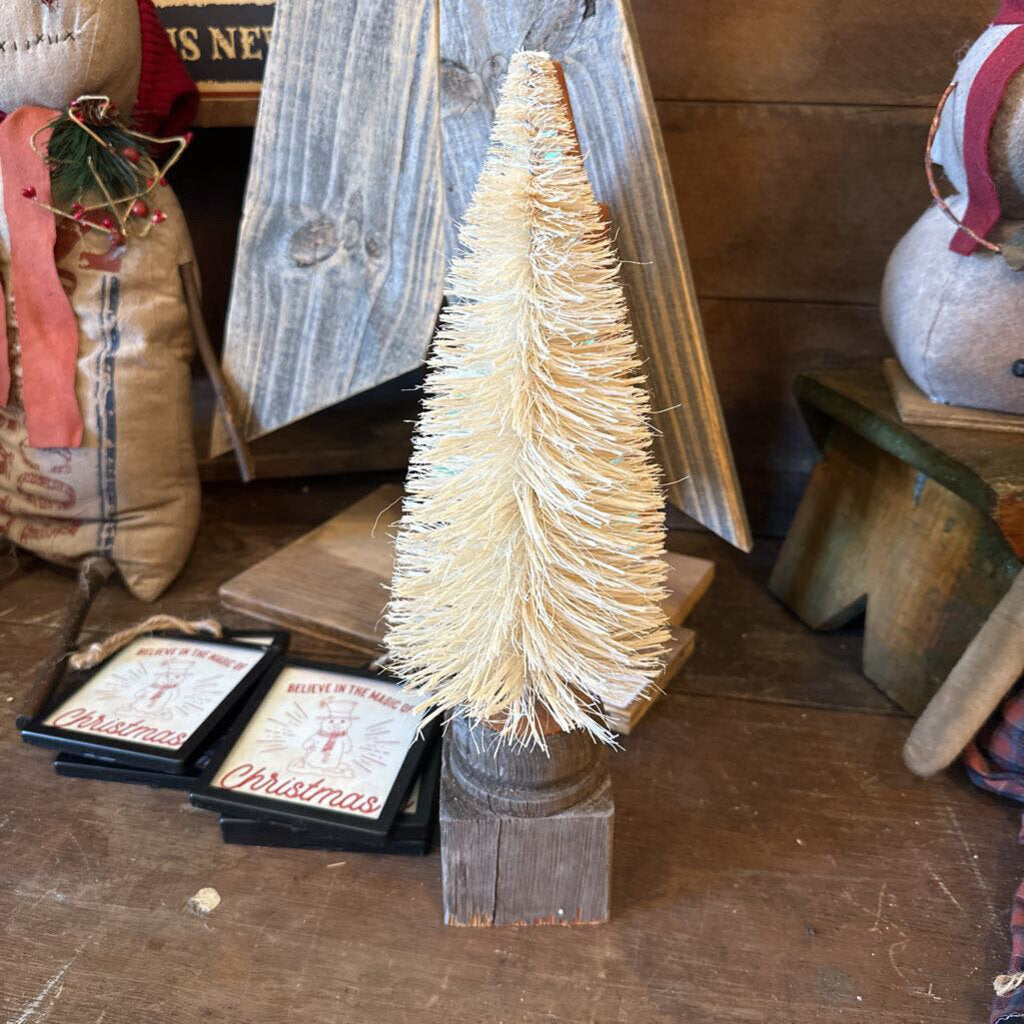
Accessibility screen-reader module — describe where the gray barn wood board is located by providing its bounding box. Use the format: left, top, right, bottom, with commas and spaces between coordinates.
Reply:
440, 0, 750, 550
211, 0, 445, 457
216, 0, 751, 552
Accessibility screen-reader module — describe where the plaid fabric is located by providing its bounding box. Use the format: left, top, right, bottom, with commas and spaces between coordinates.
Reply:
965, 691, 1024, 1023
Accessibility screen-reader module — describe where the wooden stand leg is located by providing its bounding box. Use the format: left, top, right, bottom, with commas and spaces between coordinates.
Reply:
904, 570, 1024, 776
440, 717, 613, 927
770, 425, 1019, 713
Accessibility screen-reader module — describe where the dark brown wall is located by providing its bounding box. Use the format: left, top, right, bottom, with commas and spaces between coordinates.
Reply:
632, 1, 995, 535
176, 2, 993, 536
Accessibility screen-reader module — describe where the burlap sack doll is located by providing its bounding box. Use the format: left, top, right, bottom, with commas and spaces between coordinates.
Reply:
0, 0, 201, 600
882, 0, 1024, 416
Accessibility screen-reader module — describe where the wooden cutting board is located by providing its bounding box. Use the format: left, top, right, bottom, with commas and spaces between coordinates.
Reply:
605, 625, 697, 734
220, 485, 406, 656
220, 484, 715, 723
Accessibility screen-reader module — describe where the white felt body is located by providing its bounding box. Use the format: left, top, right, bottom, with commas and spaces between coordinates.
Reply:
931, 23, 1024, 216
881, 198, 1024, 415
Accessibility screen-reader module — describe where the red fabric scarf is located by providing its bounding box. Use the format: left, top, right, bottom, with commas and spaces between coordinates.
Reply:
0, 0, 197, 447
0, 109, 81, 447
951, 4, 1024, 254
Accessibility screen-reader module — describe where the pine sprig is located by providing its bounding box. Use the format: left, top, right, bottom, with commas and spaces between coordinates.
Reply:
46, 108, 151, 207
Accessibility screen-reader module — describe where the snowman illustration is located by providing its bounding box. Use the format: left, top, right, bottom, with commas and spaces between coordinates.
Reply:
127, 657, 193, 719
289, 699, 358, 779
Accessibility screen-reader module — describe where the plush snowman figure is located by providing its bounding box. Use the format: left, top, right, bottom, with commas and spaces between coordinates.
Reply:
0, 0, 201, 599
882, 0, 1024, 415
291, 701, 358, 778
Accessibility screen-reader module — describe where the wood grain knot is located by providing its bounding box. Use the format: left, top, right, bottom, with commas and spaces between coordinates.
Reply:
441, 58, 484, 116
484, 54, 507, 87
289, 218, 339, 267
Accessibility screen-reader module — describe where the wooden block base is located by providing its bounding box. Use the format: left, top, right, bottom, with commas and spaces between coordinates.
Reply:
439, 743, 613, 927
604, 624, 696, 734
883, 358, 1024, 435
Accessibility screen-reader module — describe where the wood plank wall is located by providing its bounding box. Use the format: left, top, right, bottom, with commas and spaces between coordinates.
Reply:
175, 1, 994, 537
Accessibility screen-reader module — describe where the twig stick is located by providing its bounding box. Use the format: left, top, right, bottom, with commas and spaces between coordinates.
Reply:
15, 554, 114, 728
180, 261, 255, 482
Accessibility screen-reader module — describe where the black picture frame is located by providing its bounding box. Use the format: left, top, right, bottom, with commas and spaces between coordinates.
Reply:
217, 818, 433, 856
189, 658, 438, 845
48, 629, 290, 788
217, 739, 441, 855
53, 750, 209, 790
20, 631, 284, 774
392, 735, 441, 842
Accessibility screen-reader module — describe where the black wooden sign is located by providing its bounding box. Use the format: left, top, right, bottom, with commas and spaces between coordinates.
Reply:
155, 0, 274, 123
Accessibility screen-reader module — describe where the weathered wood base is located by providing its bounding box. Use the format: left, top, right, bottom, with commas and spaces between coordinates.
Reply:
439, 737, 613, 927
883, 358, 1024, 435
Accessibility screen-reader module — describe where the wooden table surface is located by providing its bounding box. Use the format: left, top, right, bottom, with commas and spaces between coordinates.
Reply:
0, 476, 1019, 1023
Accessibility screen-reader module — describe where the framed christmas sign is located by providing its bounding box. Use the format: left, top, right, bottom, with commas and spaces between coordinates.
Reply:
154, 0, 274, 127
218, 737, 442, 853
190, 660, 438, 844
21, 631, 283, 773
50, 630, 288, 788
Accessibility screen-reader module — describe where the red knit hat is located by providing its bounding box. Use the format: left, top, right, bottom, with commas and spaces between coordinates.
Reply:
134, 0, 199, 137
996, 1, 1024, 22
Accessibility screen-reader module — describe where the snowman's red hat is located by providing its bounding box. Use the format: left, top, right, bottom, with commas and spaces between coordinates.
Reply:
950, 5, 1024, 254
134, 0, 199, 137
996, 1, 1024, 22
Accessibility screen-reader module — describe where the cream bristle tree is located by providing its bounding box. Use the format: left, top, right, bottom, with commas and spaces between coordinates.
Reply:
385, 51, 670, 748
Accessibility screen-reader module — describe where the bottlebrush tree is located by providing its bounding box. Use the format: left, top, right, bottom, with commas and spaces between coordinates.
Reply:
386, 51, 670, 747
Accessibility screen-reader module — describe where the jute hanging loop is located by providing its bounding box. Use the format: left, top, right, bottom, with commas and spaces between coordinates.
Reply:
69, 615, 222, 671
